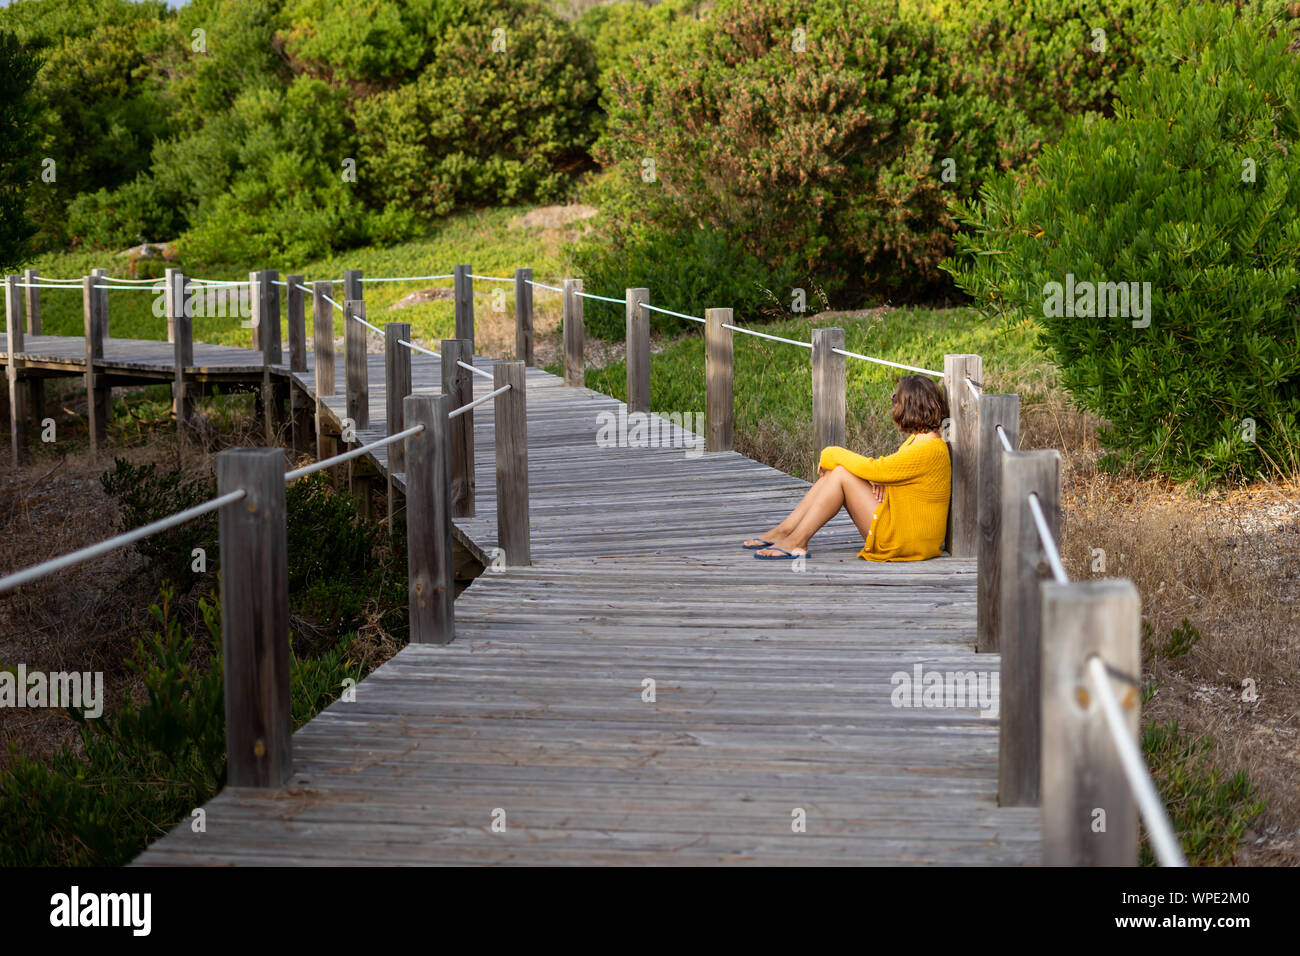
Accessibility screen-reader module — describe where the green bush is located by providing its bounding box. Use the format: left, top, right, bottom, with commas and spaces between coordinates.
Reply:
0, 589, 367, 867
351, 0, 599, 222
570, 0, 1043, 330
1142, 719, 1266, 866
945, 4, 1300, 484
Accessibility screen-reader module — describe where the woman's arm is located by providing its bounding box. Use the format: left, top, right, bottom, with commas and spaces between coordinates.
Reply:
819, 441, 936, 484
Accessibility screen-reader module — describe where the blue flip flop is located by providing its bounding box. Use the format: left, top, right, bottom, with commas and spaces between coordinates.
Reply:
754, 547, 810, 560
742, 538, 773, 550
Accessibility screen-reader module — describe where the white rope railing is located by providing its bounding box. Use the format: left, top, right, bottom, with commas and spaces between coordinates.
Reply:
466, 273, 515, 283
524, 278, 564, 293
1027, 492, 1069, 585
284, 424, 425, 483
0, 489, 247, 596
832, 346, 944, 378
575, 289, 626, 305
642, 302, 706, 324
458, 360, 494, 380
996, 424, 1014, 453
1085, 656, 1188, 867
722, 323, 813, 349
400, 339, 439, 358
449, 384, 510, 418
360, 274, 455, 283
966, 376, 983, 399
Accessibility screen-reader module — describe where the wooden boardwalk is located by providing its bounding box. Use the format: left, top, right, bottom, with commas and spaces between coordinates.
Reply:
2, 332, 1041, 865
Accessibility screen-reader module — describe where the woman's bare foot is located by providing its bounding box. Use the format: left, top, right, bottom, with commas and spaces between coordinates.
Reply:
754, 535, 810, 558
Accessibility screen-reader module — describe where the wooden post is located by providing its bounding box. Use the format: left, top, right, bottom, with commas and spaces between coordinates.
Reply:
343, 269, 362, 306
812, 327, 846, 453
22, 268, 43, 429
515, 267, 534, 366
248, 271, 261, 350
344, 300, 369, 430
441, 338, 476, 517
562, 278, 584, 388
404, 394, 454, 644
260, 269, 282, 366
705, 307, 734, 452
83, 275, 109, 453
164, 267, 179, 344
976, 393, 1019, 653
944, 354, 983, 557
286, 274, 306, 372
494, 361, 530, 567
22, 269, 39, 335
385, 323, 413, 526
1041, 579, 1142, 865
91, 269, 108, 339
171, 272, 194, 439
625, 287, 650, 414
454, 264, 474, 355
217, 447, 292, 787
5, 275, 26, 466
998, 448, 1062, 807
312, 281, 337, 466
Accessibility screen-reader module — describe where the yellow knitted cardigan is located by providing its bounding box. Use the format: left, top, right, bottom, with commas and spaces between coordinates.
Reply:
818, 434, 951, 561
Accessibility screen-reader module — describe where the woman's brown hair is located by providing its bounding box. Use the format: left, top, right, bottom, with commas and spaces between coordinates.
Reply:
891, 375, 949, 434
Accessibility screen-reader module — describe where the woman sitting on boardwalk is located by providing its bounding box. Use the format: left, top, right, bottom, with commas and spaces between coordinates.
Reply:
744, 375, 951, 561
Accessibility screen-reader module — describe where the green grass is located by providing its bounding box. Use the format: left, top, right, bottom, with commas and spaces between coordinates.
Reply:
22, 204, 569, 349
561, 306, 1056, 477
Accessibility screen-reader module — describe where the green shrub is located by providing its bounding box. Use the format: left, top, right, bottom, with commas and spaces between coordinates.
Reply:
351, 0, 599, 223
1141, 719, 1266, 866
0, 589, 367, 867
945, 4, 1300, 484
570, 0, 1043, 329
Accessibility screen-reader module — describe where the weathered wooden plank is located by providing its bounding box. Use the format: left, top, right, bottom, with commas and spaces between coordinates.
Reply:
441, 338, 475, 517
705, 307, 734, 452
515, 267, 533, 366
944, 354, 982, 557
494, 361, 530, 567
404, 394, 454, 644
976, 393, 1018, 653
812, 327, 846, 452
625, 287, 649, 413
562, 278, 583, 387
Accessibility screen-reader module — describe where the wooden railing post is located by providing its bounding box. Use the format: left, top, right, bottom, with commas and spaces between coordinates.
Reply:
91, 268, 108, 339
976, 393, 1019, 653
454, 264, 474, 355
705, 307, 734, 452
998, 448, 1062, 807
625, 287, 650, 414
494, 361, 530, 567
384, 322, 412, 526
217, 447, 292, 787
441, 338, 476, 517
343, 269, 363, 307
312, 281, 337, 468
248, 271, 261, 350
22, 268, 43, 428
1041, 579, 1142, 865
404, 393, 454, 644
562, 278, 584, 387
5, 275, 26, 466
515, 267, 534, 366
344, 299, 369, 430
22, 268, 39, 335
170, 271, 194, 440
944, 354, 983, 557
812, 327, 846, 453
286, 274, 306, 372
286, 274, 312, 456
83, 275, 108, 453
260, 270, 284, 440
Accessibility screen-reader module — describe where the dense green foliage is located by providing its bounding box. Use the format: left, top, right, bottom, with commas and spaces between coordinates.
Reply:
946, 5, 1300, 483
2, 0, 599, 266
0, 29, 41, 271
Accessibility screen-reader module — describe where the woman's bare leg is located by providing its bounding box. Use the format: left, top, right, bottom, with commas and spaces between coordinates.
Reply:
755, 466, 880, 556
743, 469, 839, 547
